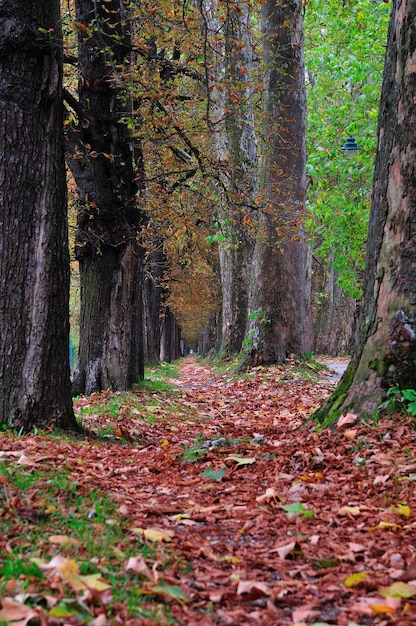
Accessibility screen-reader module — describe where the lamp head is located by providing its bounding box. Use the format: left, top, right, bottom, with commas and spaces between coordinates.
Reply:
341, 136, 359, 157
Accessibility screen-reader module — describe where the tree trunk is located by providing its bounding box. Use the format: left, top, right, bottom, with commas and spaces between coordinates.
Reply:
68, 0, 144, 395
159, 312, 170, 363
243, 0, 313, 365
143, 243, 165, 365
74, 245, 143, 394
0, 2, 77, 430
198, 310, 222, 355
200, 0, 257, 356
313, 254, 356, 355
314, 0, 416, 422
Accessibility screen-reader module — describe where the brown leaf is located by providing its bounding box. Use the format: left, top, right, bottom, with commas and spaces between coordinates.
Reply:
337, 412, 358, 430
125, 556, 152, 579
256, 487, 278, 504
272, 540, 297, 559
0, 598, 39, 626
237, 580, 271, 597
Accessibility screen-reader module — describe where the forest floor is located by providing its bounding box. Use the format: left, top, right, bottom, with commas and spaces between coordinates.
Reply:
1, 356, 416, 626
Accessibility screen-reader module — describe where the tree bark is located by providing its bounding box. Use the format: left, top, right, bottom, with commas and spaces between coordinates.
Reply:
242, 0, 313, 365
68, 0, 144, 395
314, 0, 416, 422
159, 307, 180, 363
0, 2, 77, 430
313, 254, 356, 356
143, 242, 164, 365
200, 0, 257, 356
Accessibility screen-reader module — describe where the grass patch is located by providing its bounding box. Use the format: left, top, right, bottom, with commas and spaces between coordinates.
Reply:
145, 360, 181, 383
0, 442, 181, 623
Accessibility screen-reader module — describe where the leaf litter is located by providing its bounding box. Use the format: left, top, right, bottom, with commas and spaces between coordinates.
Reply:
1, 356, 416, 624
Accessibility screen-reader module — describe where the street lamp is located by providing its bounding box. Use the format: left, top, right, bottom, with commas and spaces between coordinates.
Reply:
341, 136, 360, 157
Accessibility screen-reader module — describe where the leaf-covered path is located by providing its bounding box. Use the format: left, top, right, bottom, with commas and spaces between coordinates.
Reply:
1, 356, 416, 625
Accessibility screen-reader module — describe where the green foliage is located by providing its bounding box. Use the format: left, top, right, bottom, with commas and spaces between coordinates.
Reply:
379, 386, 416, 417
181, 438, 208, 464
280, 502, 315, 520
305, 0, 390, 298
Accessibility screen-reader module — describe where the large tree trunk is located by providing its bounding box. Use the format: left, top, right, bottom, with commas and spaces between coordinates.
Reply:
314, 0, 416, 422
0, 2, 77, 430
243, 0, 313, 365
201, 0, 257, 356
67, 0, 144, 395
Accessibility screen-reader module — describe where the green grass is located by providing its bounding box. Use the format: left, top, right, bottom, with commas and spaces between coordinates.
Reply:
0, 449, 180, 624
144, 360, 181, 383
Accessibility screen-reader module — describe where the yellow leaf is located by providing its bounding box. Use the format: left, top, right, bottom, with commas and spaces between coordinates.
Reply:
160, 439, 169, 447
217, 555, 241, 563
367, 520, 400, 531
380, 582, 416, 598
131, 527, 173, 542
78, 573, 111, 591
45, 504, 57, 514
226, 455, 256, 465
392, 504, 411, 518
345, 570, 367, 587
57, 559, 79, 584
368, 603, 395, 615
339, 505, 361, 516
111, 546, 126, 558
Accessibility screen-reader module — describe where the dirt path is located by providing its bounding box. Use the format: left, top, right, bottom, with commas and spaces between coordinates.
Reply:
3, 357, 416, 625
79, 357, 416, 624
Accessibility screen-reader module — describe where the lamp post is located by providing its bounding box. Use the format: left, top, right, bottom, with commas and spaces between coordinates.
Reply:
341, 136, 360, 157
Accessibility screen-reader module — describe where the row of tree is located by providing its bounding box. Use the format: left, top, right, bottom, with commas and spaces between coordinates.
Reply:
0, 0, 415, 430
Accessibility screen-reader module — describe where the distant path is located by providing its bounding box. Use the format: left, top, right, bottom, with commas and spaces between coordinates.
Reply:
316, 356, 349, 381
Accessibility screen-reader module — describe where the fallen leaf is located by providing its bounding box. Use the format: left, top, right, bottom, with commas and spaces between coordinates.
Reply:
0, 598, 39, 626
339, 505, 361, 516
151, 580, 190, 602
78, 573, 111, 591
48, 535, 80, 546
368, 603, 396, 615
202, 466, 226, 482
36, 556, 110, 592
273, 540, 297, 559
348, 542, 366, 553
337, 412, 358, 430
343, 428, 358, 439
256, 487, 278, 503
374, 474, 390, 485
391, 503, 411, 518
48, 606, 76, 618
125, 556, 152, 579
380, 581, 416, 598
345, 570, 367, 587
292, 605, 320, 623
367, 520, 401, 530
226, 455, 256, 466
237, 580, 270, 597
131, 527, 173, 542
